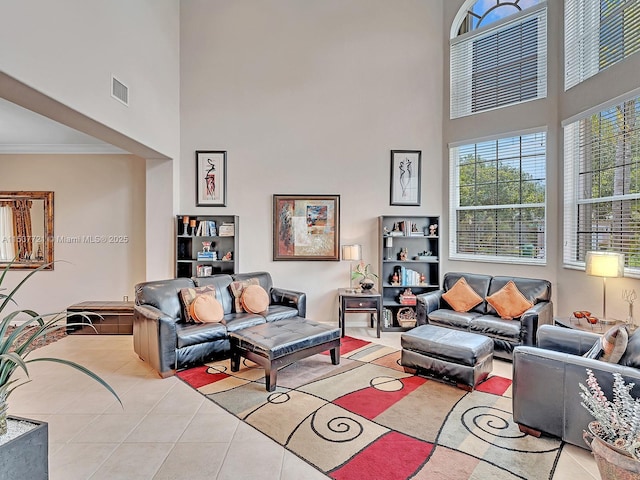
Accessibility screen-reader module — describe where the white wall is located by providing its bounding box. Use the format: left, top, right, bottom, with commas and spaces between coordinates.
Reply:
0, 154, 146, 315
442, 0, 640, 322
180, 0, 444, 322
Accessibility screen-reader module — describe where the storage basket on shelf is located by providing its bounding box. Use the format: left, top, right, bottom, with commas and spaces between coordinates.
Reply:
397, 307, 417, 328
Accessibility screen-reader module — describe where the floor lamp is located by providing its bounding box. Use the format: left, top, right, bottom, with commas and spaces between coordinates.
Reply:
342, 244, 362, 292
585, 251, 625, 324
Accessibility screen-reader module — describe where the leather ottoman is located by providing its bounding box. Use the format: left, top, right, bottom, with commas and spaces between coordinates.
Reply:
229, 317, 341, 392
400, 324, 493, 390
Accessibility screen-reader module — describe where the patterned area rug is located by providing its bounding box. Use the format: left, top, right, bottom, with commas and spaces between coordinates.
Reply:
178, 337, 563, 480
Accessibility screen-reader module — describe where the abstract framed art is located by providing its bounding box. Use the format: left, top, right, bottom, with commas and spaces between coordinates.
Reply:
390, 150, 421, 206
196, 150, 227, 206
273, 194, 340, 261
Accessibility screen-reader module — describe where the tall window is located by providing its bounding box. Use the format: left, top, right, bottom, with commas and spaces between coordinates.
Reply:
565, 0, 640, 91
450, 0, 547, 119
449, 131, 547, 263
563, 91, 640, 274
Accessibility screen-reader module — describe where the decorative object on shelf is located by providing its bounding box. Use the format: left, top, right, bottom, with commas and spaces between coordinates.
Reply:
383, 308, 393, 328
414, 250, 432, 260
390, 150, 422, 206
390, 222, 403, 236
189, 219, 197, 236
182, 216, 190, 235
384, 236, 393, 260
585, 251, 625, 324
397, 307, 417, 328
218, 223, 234, 236
399, 247, 408, 261
273, 194, 340, 261
580, 369, 640, 478
351, 261, 378, 291
429, 224, 438, 236
202, 241, 211, 253
399, 288, 417, 305
391, 272, 399, 285
623, 289, 637, 331
196, 150, 227, 206
222, 251, 232, 261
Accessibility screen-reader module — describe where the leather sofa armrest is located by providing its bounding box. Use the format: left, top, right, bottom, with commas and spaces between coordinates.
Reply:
519, 301, 553, 346
271, 287, 306, 318
537, 324, 600, 355
416, 289, 443, 326
133, 304, 179, 378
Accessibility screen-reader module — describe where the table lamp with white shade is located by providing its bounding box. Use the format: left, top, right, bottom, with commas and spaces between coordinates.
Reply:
585, 251, 625, 324
342, 244, 362, 292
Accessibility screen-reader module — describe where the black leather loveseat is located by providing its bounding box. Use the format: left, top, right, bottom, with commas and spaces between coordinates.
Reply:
416, 272, 553, 360
133, 271, 306, 377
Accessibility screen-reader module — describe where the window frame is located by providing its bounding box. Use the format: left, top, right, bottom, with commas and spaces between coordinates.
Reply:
449, 128, 548, 265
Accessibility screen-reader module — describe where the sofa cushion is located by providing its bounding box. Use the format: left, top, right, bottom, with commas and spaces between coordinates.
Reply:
428, 309, 479, 330
229, 278, 260, 313
442, 278, 483, 313
469, 315, 522, 341
190, 295, 224, 323
241, 285, 270, 314
176, 321, 228, 349
263, 304, 300, 322
619, 329, 640, 368
179, 285, 218, 323
584, 324, 629, 363
443, 273, 491, 314
224, 312, 268, 333
485, 280, 533, 320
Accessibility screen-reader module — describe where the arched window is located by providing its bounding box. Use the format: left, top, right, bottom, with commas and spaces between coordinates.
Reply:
450, 0, 547, 119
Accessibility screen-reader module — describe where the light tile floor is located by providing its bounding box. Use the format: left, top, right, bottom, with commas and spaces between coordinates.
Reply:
8, 327, 601, 479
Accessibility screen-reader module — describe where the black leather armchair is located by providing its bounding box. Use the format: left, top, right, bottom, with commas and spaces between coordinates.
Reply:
133, 271, 306, 378
416, 272, 553, 360
513, 324, 640, 448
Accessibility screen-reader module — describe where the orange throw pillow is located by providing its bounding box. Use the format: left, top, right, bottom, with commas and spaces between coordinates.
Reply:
241, 285, 270, 314
179, 285, 217, 322
442, 278, 483, 313
486, 281, 533, 320
229, 278, 260, 312
189, 295, 224, 323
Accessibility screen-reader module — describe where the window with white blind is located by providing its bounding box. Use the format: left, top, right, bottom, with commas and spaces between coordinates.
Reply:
565, 0, 640, 91
450, 1, 547, 119
563, 91, 640, 274
449, 131, 547, 263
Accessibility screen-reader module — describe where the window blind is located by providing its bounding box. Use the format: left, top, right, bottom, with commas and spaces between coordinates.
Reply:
450, 5, 547, 119
449, 131, 547, 264
563, 92, 640, 274
565, 0, 640, 91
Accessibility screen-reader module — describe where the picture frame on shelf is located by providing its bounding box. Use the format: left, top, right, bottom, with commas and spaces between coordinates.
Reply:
196, 150, 227, 206
390, 150, 421, 206
272, 194, 340, 261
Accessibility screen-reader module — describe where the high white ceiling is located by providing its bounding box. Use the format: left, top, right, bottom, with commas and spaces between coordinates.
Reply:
0, 98, 128, 154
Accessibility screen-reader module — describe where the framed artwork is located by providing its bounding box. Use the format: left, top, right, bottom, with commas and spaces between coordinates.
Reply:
196, 151, 227, 206
390, 150, 421, 206
273, 194, 340, 261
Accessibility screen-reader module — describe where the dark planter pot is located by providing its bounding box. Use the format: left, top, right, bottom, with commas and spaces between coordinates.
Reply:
0, 416, 48, 480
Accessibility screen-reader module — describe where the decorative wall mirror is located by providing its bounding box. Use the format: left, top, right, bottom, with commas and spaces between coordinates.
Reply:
0, 191, 54, 270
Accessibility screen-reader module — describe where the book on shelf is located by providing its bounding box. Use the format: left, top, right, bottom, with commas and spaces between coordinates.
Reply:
196, 265, 213, 277
197, 251, 214, 261
218, 223, 234, 236
196, 220, 217, 236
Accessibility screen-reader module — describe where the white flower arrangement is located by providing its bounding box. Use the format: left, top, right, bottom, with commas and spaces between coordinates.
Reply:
579, 368, 640, 460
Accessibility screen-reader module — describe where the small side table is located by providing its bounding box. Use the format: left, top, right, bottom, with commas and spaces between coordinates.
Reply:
338, 288, 382, 338
554, 316, 626, 334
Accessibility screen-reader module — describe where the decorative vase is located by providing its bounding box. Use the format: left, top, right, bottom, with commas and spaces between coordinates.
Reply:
360, 280, 375, 291
584, 422, 640, 480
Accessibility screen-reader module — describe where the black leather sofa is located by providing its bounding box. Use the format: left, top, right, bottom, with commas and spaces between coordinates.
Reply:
513, 324, 640, 449
416, 272, 553, 360
133, 271, 306, 377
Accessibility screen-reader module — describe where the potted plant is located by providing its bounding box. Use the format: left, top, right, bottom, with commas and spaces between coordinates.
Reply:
0, 260, 121, 479
579, 368, 640, 479
351, 261, 378, 290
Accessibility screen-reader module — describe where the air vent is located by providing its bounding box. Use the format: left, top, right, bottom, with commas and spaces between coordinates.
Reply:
111, 75, 129, 106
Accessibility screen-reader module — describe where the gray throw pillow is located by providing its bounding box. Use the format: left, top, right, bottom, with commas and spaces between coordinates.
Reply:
583, 325, 629, 363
